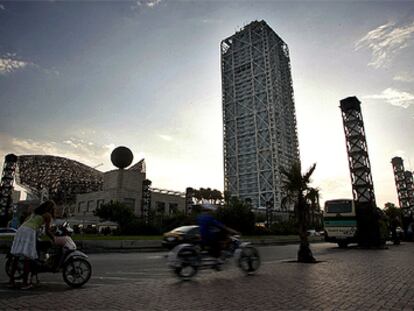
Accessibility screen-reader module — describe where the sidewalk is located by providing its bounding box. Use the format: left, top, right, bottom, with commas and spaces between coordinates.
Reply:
1, 242, 413, 310
0, 235, 324, 253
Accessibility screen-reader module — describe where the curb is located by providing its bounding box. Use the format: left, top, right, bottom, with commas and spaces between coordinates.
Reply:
0, 237, 324, 254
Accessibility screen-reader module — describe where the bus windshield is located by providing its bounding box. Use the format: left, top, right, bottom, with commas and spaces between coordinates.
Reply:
325, 200, 353, 214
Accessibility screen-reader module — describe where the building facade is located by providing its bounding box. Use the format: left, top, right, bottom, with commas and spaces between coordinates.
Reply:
74, 168, 185, 225
221, 20, 300, 210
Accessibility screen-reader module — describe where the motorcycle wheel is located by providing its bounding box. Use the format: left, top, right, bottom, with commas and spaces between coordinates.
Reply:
238, 246, 260, 275
174, 247, 199, 280
174, 264, 198, 280
62, 258, 92, 288
5, 256, 24, 280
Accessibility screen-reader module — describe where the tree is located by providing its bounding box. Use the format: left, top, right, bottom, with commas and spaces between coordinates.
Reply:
193, 189, 203, 204
307, 188, 322, 230
94, 201, 135, 231
191, 188, 223, 205
211, 189, 223, 205
384, 202, 401, 219
384, 202, 402, 243
216, 196, 256, 234
281, 162, 317, 263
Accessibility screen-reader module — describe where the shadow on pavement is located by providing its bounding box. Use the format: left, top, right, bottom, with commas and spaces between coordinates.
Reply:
282, 260, 326, 264
0, 281, 96, 298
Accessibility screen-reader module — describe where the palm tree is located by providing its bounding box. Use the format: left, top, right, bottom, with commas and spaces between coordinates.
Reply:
193, 189, 203, 204
307, 188, 321, 229
281, 162, 317, 263
211, 189, 223, 205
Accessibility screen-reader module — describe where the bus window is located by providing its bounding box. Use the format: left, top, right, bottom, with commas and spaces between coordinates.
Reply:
326, 202, 353, 214
325, 200, 354, 214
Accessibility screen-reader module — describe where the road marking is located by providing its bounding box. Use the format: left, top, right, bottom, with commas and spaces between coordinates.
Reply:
93, 276, 169, 281
262, 258, 297, 264
105, 271, 169, 275
145, 255, 164, 259
0, 281, 108, 289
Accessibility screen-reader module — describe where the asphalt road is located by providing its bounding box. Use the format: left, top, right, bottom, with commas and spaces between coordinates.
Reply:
1, 242, 412, 310
0, 242, 337, 288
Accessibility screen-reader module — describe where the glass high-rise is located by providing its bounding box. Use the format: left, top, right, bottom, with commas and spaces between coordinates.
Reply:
221, 20, 300, 210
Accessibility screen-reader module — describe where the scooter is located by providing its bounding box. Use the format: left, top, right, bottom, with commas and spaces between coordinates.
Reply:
168, 235, 260, 280
5, 222, 92, 288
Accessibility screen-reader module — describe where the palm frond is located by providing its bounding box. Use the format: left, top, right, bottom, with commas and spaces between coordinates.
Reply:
302, 163, 316, 184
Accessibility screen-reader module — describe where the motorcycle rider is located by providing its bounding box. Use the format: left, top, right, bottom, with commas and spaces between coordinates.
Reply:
196, 203, 238, 261
8, 200, 56, 289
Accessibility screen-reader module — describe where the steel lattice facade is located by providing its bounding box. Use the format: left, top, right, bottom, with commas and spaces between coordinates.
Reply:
391, 156, 414, 224
10, 155, 103, 204
221, 20, 300, 210
405, 171, 414, 209
340, 96, 382, 246
0, 154, 18, 226
391, 157, 411, 209
340, 97, 376, 205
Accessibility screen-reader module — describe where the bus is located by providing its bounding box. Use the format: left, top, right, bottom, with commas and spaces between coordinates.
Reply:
323, 199, 357, 248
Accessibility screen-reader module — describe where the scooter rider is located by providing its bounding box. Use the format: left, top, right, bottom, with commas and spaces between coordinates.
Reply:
196, 203, 239, 259
8, 200, 56, 289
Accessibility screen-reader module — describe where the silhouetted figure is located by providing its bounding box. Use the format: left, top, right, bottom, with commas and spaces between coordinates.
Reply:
390, 216, 401, 245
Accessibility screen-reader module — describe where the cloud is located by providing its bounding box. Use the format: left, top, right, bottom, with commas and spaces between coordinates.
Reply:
355, 21, 414, 68
364, 88, 414, 109
146, 0, 162, 8
132, 0, 163, 10
201, 18, 223, 24
0, 52, 60, 76
393, 72, 414, 82
0, 4, 5, 10
317, 177, 352, 203
0, 54, 30, 74
158, 134, 173, 142
0, 133, 114, 170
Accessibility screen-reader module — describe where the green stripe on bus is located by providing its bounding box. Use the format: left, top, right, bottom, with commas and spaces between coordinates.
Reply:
324, 220, 357, 227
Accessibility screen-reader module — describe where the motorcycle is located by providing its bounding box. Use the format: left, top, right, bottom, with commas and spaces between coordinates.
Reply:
5, 222, 92, 288
167, 235, 260, 280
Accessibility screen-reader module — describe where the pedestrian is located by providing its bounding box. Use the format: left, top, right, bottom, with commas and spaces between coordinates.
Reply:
391, 215, 401, 245
8, 200, 56, 289
408, 222, 414, 241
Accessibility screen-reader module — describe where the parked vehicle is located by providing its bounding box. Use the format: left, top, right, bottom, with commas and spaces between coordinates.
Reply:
167, 234, 260, 280
162, 225, 201, 249
390, 226, 404, 243
5, 222, 91, 288
306, 229, 319, 236
0, 228, 17, 237
323, 199, 357, 248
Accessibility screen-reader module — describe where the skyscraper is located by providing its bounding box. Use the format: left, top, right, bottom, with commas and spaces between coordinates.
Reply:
221, 20, 300, 211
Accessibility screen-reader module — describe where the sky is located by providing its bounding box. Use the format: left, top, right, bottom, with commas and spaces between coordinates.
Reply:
0, 0, 413, 208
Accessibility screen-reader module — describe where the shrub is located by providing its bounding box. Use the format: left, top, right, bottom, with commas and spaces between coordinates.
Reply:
120, 218, 159, 235
270, 219, 298, 235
